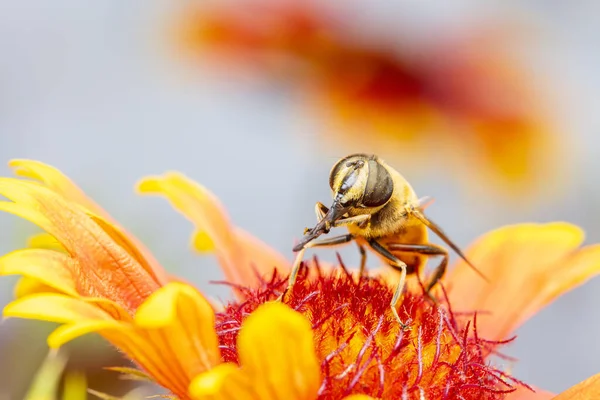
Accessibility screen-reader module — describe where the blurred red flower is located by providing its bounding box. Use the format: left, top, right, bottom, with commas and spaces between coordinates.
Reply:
176, 1, 561, 197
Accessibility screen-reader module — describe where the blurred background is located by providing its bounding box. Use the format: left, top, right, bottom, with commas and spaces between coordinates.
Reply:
0, 0, 599, 398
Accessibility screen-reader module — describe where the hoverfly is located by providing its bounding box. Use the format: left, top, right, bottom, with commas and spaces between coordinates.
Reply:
283, 154, 487, 328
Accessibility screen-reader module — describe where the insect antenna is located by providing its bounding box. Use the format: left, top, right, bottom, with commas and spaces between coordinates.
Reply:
412, 210, 490, 283
417, 196, 435, 211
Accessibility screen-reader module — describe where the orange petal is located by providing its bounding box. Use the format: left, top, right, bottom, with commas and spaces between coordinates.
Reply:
10, 159, 169, 286
137, 173, 289, 293
0, 178, 160, 313
507, 387, 554, 400
446, 223, 600, 340
190, 302, 320, 400
86, 212, 168, 287
551, 373, 600, 400
234, 227, 291, 277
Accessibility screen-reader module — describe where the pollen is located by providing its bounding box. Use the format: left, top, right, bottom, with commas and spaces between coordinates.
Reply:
215, 262, 530, 400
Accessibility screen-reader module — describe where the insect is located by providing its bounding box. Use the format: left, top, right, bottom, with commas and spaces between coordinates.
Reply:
282, 153, 487, 329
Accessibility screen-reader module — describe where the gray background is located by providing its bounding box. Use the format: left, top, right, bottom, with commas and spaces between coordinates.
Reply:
0, 0, 599, 397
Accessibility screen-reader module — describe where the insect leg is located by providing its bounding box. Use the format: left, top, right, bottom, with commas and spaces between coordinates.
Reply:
303, 202, 330, 235
410, 209, 488, 283
357, 243, 367, 277
280, 234, 354, 302
314, 202, 369, 228
304, 211, 369, 235
333, 214, 370, 228
368, 239, 410, 330
387, 243, 448, 302
314, 202, 329, 222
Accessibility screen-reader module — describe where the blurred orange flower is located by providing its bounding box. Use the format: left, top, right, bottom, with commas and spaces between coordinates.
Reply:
1, 160, 598, 399
176, 1, 560, 196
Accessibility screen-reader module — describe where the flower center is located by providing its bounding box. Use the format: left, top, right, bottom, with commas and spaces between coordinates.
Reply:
215, 265, 529, 399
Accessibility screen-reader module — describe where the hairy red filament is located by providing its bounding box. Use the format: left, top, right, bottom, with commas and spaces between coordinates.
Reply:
214, 261, 531, 399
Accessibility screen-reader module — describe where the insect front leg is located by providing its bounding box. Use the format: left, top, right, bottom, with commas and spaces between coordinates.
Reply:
313, 202, 370, 228
279, 234, 354, 302
333, 214, 370, 229
304, 202, 331, 235
368, 239, 411, 331
315, 202, 329, 222
305, 204, 369, 236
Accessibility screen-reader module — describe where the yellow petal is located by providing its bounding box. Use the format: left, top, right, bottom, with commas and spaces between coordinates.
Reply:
0, 249, 78, 296
27, 232, 65, 251
10, 159, 107, 216
5, 294, 132, 348
137, 173, 290, 293
190, 302, 320, 400
9, 159, 169, 286
238, 302, 320, 399
3, 293, 114, 323
14, 276, 62, 298
0, 201, 52, 232
192, 230, 216, 252
48, 320, 131, 348
134, 282, 220, 373
4, 292, 131, 330
0, 178, 160, 313
126, 284, 221, 398
189, 363, 239, 400
551, 373, 600, 399
446, 223, 600, 340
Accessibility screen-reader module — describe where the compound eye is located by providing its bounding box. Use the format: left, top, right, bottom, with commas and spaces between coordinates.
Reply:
329, 154, 369, 190
361, 160, 393, 207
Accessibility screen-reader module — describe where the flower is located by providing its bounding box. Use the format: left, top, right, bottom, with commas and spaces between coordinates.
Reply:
1, 159, 599, 399
175, 1, 560, 196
